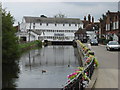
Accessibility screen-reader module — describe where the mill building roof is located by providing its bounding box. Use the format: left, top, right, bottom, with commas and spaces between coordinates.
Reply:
23, 16, 83, 24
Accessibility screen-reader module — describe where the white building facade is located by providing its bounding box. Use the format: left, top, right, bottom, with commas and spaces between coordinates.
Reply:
17, 16, 83, 42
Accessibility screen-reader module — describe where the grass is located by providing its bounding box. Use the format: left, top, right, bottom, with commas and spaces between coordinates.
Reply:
19, 40, 42, 52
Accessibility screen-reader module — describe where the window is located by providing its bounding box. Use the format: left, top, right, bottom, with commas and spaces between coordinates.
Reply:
117, 21, 120, 29
63, 24, 65, 26
33, 23, 35, 29
116, 16, 117, 19
55, 23, 57, 26
115, 22, 117, 29
33, 26, 35, 29
110, 22, 113, 30
40, 23, 42, 25
69, 24, 71, 26
110, 18, 112, 21
75, 24, 77, 26
46, 23, 48, 26
50, 36, 52, 39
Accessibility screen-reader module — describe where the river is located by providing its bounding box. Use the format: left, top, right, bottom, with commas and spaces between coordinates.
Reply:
4, 45, 81, 88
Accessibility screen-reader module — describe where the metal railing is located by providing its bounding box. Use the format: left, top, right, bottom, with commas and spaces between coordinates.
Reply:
62, 58, 95, 90
62, 40, 96, 90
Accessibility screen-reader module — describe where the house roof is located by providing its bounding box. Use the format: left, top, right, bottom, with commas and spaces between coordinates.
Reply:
31, 30, 42, 35
82, 20, 89, 23
107, 11, 120, 15
23, 16, 82, 24
85, 24, 94, 31
75, 28, 86, 34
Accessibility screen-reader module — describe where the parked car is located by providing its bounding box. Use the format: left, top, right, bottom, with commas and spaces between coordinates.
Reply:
90, 39, 98, 46
106, 41, 120, 51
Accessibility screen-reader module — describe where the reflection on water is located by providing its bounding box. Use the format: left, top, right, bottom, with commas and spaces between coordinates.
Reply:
3, 45, 80, 88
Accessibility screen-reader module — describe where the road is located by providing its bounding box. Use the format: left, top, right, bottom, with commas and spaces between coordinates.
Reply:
90, 44, 119, 88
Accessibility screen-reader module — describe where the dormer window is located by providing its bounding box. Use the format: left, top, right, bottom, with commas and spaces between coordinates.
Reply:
69, 24, 71, 26
40, 23, 42, 25
33, 23, 35, 25
55, 23, 57, 26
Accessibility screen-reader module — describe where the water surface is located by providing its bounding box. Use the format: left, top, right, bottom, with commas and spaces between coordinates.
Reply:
16, 45, 80, 88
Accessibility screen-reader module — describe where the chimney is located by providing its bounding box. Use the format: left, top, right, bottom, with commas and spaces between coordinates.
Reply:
88, 14, 91, 24
92, 16, 94, 23
84, 16, 86, 21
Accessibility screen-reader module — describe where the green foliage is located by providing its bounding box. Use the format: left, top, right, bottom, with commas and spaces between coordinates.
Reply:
40, 15, 47, 18
36, 40, 42, 47
2, 9, 20, 64
54, 13, 66, 18
94, 58, 99, 68
2, 62, 20, 88
19, 41, 36, 49
19, 40, 42, 52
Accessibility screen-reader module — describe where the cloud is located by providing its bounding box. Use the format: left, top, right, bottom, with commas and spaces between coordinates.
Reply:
1, 0, 120, 2
2, 2, 118, 25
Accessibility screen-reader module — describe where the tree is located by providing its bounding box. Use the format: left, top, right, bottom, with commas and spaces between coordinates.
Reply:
40, 15, 47, 18
2, 9, 20, 64
54, 13, 67, 18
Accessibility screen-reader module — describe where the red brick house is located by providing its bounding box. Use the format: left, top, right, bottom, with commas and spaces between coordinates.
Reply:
82, 14, 99, 40
105, 11, 120, 41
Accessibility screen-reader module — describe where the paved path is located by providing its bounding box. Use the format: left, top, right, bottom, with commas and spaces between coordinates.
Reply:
88, 44, 119, 88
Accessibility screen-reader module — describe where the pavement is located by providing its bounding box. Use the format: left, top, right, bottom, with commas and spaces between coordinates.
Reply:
89, 44, 119, 88
95, 68, 118, 88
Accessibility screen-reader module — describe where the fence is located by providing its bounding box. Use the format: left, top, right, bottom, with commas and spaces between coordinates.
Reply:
62, 40, 96, 90
62, 58, 95, 90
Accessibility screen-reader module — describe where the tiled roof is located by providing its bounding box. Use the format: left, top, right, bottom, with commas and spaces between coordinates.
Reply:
85, 24, 94, 31
23, 16, 82, 24
75, 28, 86, 34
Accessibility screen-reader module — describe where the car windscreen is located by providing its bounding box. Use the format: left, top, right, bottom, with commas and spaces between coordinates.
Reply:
108, 41, 119, 45
91, 39, 98, 42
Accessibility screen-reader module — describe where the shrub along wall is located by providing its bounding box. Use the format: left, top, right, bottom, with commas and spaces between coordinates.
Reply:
19, 40, 42, 52
77, 40, 99, 68
65, 40, 99, 88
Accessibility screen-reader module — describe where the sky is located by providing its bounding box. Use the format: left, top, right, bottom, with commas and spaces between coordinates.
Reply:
2, 2, 119, 25
1, 0, 120, 2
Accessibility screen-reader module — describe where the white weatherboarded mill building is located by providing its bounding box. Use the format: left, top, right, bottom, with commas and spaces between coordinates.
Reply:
17, 16, 83, 42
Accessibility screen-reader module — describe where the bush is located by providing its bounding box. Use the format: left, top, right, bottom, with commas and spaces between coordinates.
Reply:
19, 40, 42, 52
2, 10, 20, 64
36, 40, 42, 47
